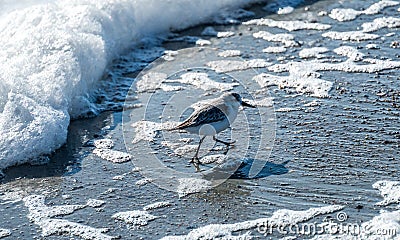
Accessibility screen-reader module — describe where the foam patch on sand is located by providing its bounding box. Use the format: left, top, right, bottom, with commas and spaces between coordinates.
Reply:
162, 50, 179, 61
269, 58, 400, 74
165, 72, 238, 91
113, 210, 158, 226
253, 71, 332, 98
333, 46, 364, 61
131, 120, 177, 143
23, 195, 114, 239
143, 201, 171, 211
322, 31, 379, 41
373, 181, 400, 206
86, 199, 105, 208
161, 205, 343, 239
260, 55, 400, 97
135, 178, 154, 186
366, 43, 380, 49
323, 16, 400, 42
93, 149, 132, 163
0, 229, 11, 238
199, 154, 227, 164
362, 16, 400, 32
206, 59, 272, 73
253, 31, 298, 47
245, 97, 274, 107
243, 18, 331, 31
263, 46, 287, 53
136, 72, 181, 93
173, 145, 198, 156
277, 6, 295, 15
218, 50, 242, 57
177, 178, 212, 197
299, 47, 329, 59
195, 39, 212, 46
93, 139, 114, 149
276, 107, 301, 112
112, 201, 171, 227
329, 0, 399, 22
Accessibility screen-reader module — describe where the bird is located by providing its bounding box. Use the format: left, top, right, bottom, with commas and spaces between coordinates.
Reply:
169, 92, 256, 166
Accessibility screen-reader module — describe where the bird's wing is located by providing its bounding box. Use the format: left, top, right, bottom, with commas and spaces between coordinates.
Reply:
173, 105, 227, 130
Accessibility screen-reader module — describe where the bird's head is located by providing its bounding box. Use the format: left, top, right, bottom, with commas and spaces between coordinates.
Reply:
223, 92, 256, 108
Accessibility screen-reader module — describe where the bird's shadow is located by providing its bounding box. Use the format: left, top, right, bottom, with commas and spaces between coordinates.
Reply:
230, 158, 290, 179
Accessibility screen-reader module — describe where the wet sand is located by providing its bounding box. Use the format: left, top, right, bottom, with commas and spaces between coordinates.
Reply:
1, 0, 400, 239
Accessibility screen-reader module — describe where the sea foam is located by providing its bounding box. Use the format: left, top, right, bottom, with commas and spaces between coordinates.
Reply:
0, 0, 261, 169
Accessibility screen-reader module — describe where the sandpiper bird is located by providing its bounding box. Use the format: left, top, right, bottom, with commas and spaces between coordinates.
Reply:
170, 92, 256, 164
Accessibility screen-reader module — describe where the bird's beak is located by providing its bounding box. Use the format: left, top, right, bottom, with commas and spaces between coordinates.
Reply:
241, 101, 256, 108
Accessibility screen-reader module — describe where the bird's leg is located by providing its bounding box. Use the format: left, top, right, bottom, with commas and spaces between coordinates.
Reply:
213, 136, 236, 146
191, 136, 206, 164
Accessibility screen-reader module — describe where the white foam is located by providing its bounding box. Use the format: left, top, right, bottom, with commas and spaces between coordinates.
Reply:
0, 229, 11, 238
162, 50, 179, 61
263, 46, 287, 53
165, 72, 239, 91
196, 39, 212, 46
93, 139, 114, 149
322, 31, 379, 41
277, 6, 294, 15
276, 107, 301, 112
135, 178, 153, 186
143, 201, 171, 211
329, 0, 399, 22
304, 100, 321, 107
86, 199, 105, 208
254, 70, 332, 98
0, 0, 261, 169
245, 97, 274, 107
265, 57, 400, 97
177, 178, 212, 197
174, 145, 198, 156
243, 18, 331, 31
373, 181, 400, 206
206, 59, 272, 73
199, 154, 227, 164
299, 47, 329, 59
333, 46, 364, 61
324, 16, 400, 42
161, 205, 343, 239
218, 50, 242, 57
253, 31, 298, 47
23, 194, 114, 239
366, 43, 380, 49
131, 120, 177, 144
136, 72, 178, 93
112, 201, 170, 226
112, 210, 158, 226
362, 17, 400, 32
93, 148, 132, 163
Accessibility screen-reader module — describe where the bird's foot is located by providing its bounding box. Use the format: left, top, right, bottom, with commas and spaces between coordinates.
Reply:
190, 156, 200, 164
189, 157, 203, 172
213, 137, 236, 146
